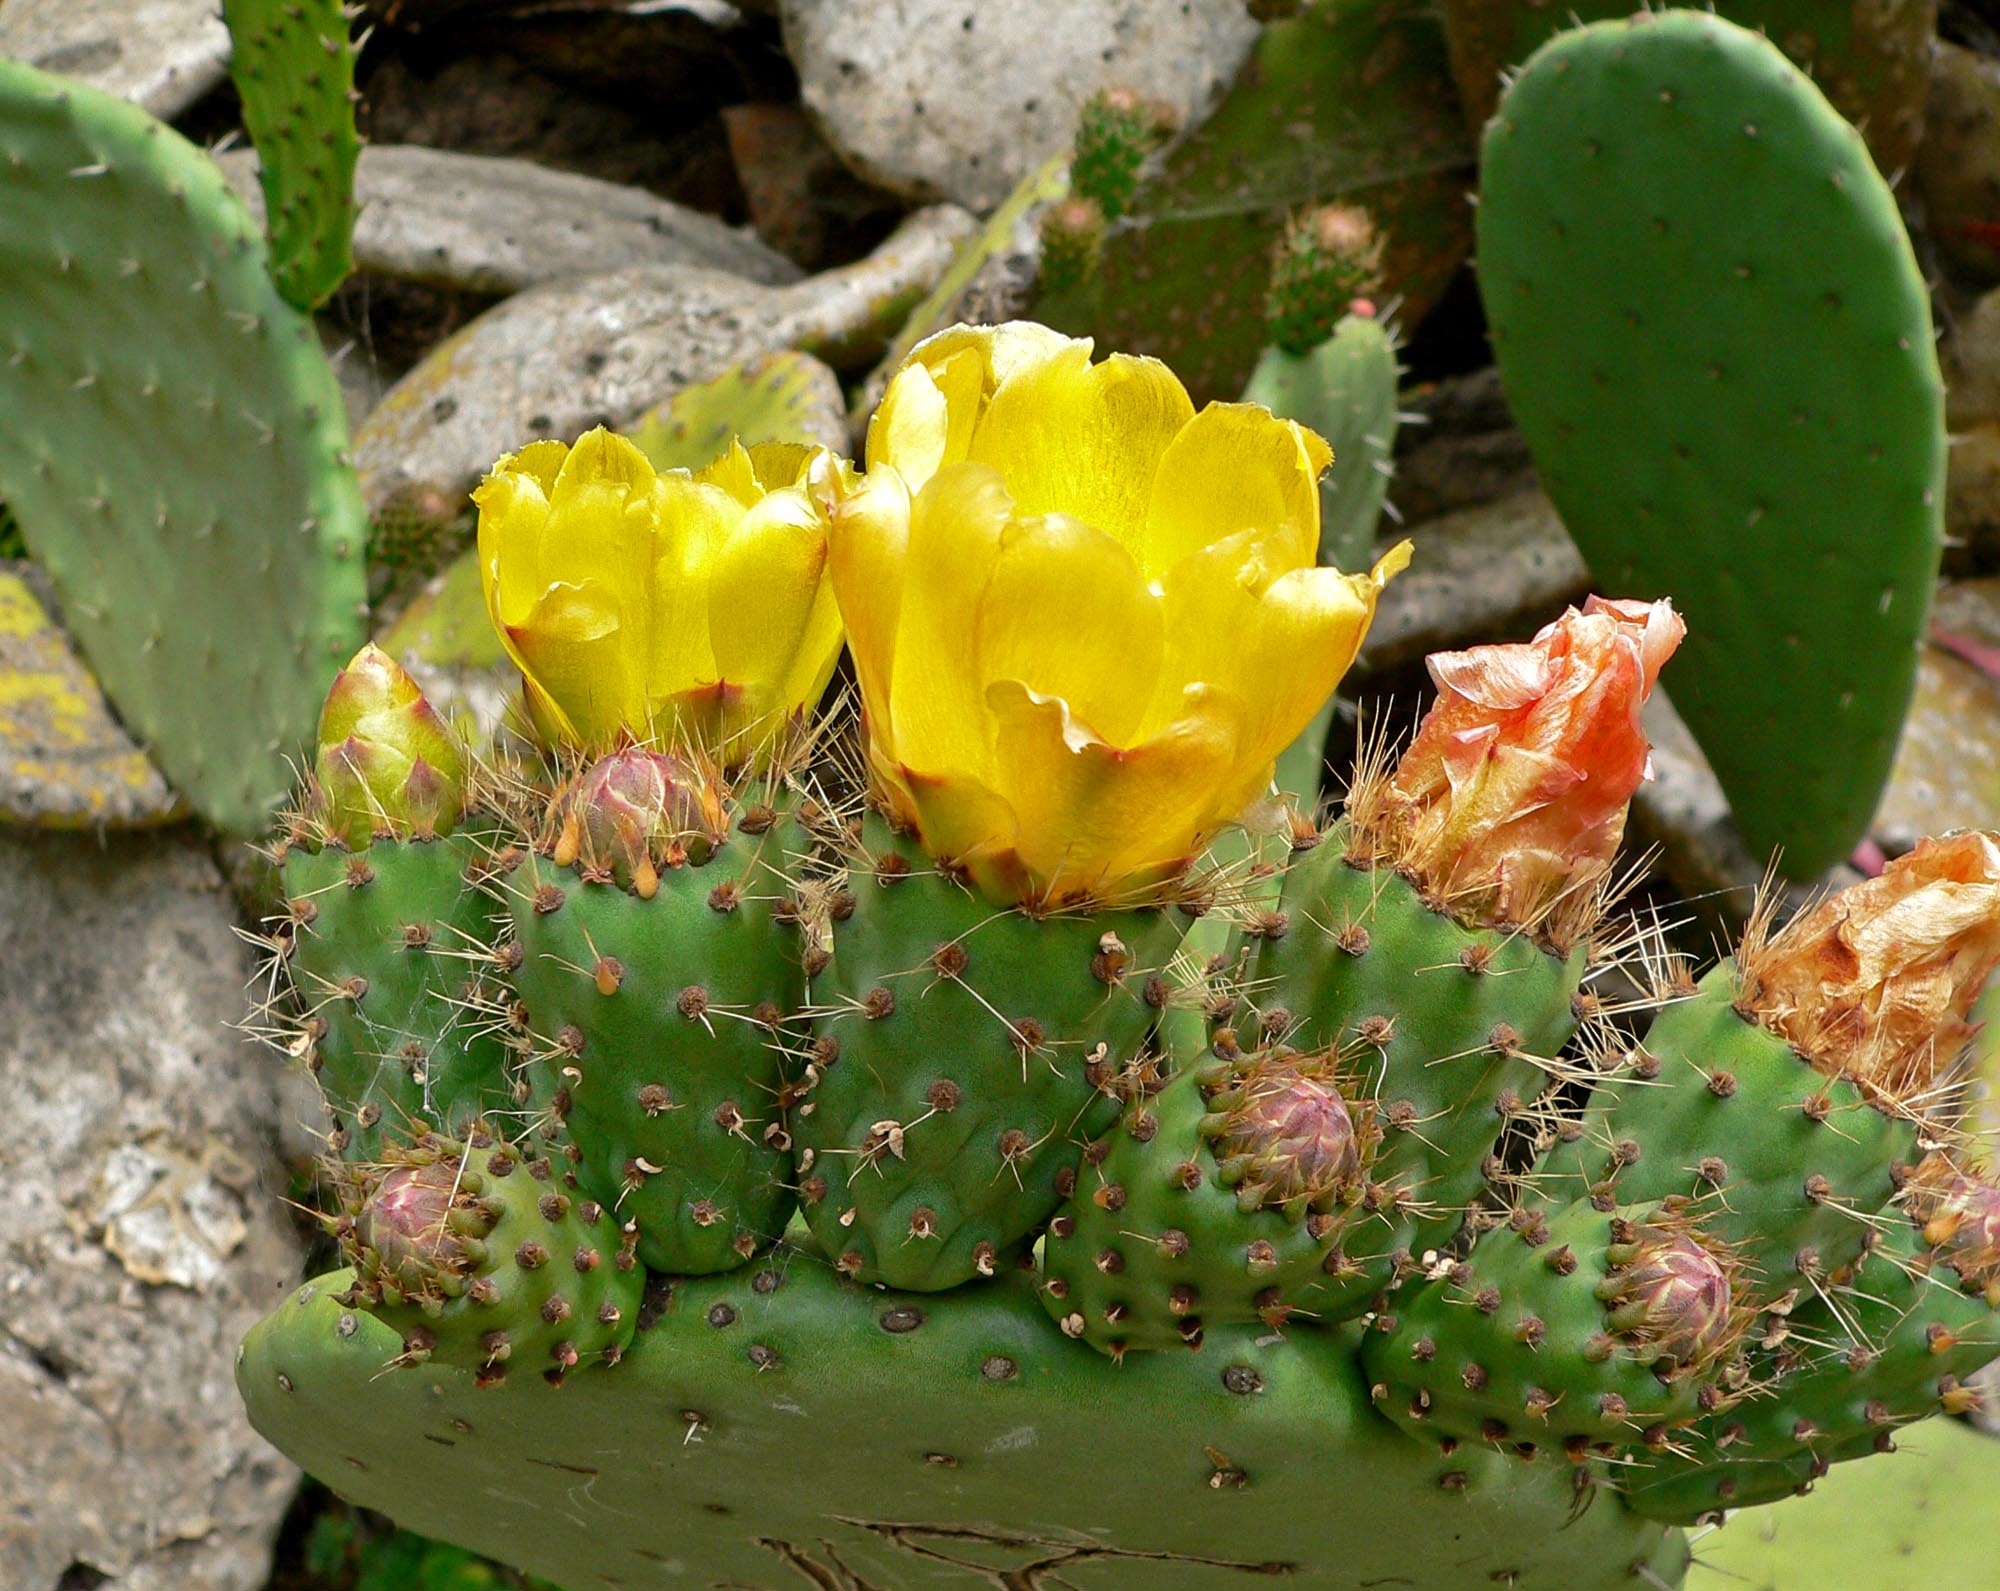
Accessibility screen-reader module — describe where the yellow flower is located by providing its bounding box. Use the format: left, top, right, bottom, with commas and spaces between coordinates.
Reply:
473, 428, 846, 764
832, 322, 1407, 908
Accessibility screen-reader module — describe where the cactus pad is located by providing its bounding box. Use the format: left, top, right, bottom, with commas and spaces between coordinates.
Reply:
240, 1253, 1690, 1591
1476, 12, 1944, 876
629, 349, 847, 473
222, 0, 360, 310
0, 61, 369, 833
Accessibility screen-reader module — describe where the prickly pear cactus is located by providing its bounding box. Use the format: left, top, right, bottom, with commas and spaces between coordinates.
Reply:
0, 60, 369, 834
1476, 11, 1944, 877
222, 0, 360, 310
1030, 0, 1473, 403
240, 1252, 1692, 1591
630, 350, 847, 472
1440, 0, 1935, 179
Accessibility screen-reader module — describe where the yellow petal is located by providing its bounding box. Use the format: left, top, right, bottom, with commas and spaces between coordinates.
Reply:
905, 321, 1078, 393
867, 361, 952, 490
694, 439, 761, 507
827, 465, 914, 753
1143, 401, 1330, 575
473, 465, 554, 631
893, 760, 1023, 889
645, 474, 741, 699
501, 438, 569, 494
507, 582, 646, 747
974, 512, 1162, 748
889, 462, 1013, 786
986, 679, 1243, 906
966, 342, 1194, 561
707, 486, 839, 734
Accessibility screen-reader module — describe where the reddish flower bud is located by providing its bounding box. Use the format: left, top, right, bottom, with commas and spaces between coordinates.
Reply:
1200, 1050, 1366, 1217
561, 748, 728, 893
1599, 1227, 1737, 1373
1360, 597, 1683, 933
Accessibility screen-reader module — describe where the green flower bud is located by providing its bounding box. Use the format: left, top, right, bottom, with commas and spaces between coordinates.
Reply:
312, 644, 468, 848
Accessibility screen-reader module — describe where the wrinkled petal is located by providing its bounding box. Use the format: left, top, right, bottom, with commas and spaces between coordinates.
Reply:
986, 679, 1245, 906
966, 342, 1194, 560
1143, 402, 1330, 577
975, 513, 1163, 748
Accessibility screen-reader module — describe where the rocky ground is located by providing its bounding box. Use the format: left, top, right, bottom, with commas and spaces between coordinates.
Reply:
5, 2, 2000, 1588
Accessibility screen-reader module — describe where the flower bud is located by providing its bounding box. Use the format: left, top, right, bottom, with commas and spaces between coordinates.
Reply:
1266, 203, 1386, 357
1199, 1050, 1364, 1217
556, 748, 728, 895
1911, 1159, 2000, 1298
312, 644, 468, 849
1359, 596, 1684, 934
1740, 831, 2000, 1104
1598, 1227, 1736, 1373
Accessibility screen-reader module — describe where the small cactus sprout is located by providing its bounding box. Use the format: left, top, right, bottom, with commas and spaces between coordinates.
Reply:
1597, 1223, 1738, 1376
553, 747, 730, 890
1069, 87, 1174, 221
1266, 204, 1387, 357
1734, 831, 2000, 1106
1353, 596, 1685, 935
1038, 195, 1107, 295
312, 643, 469, 849
1199, 1048, 1365, 1218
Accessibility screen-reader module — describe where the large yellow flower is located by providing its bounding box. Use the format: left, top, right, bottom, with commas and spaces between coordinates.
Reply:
473, 428, 846, 764
833, 322, 1408, 908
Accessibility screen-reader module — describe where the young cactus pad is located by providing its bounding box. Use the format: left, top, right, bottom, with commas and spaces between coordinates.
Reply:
0, 60, 369, 833
1476, 11, 1944, 877
222, 0, 360, 311
239, 1251, 1691, 1591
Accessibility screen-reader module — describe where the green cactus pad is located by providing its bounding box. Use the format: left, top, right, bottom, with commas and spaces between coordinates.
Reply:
1440, 1, 1935, 180
1537, 963, 1918, 1289
629, 349, 846, 473
222, 0, 360, 311
507, 820, 811, 1275
1245, 826, 1587, 1310
1041, 1043, 1374, 1355
1363, 1199, 1745, 1454
794, 821, 1184, 1291
239, 1253, 1691, 1591
331, 1126, 642, 1384
1030, 0, 1472, 404
1620, 1221, 2000, 1521
1242, 310, 1401, 574
1476, 12, 1944, 877
0, 61, 369, 834
280, 830, 520, 1162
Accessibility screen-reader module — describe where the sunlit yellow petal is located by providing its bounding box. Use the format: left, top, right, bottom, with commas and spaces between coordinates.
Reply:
986, 679, 1243, 905
974, 513, 1162, 748
743, 441, 817, 492
905, 321, 1078, 394
868, 362, 952, 490
966, 343, 1194, 559
827, 465, 914, 752
694, 439, 760, 507
505, 438, 569, 494
473, 466, 554, 630
645, 474, 740, 697
1144, 402, 1330, 575
708, 487, 840, 738
508, 582, 646, 747
890, 462, 1011, 784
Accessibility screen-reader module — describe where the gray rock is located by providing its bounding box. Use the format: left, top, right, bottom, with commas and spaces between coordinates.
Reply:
354, 203, 974, 514
0, 829, 306, 1591
0, 0, 230, 121
1871, 579, 2000, 852
214, 144, 802, 298
1357, 488, 1588, 674
779, 0, 1259, 210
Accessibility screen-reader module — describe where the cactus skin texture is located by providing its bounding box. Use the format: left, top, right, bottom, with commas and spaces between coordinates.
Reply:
1243, 824, 1588, 1314
1242, 308, 1400, 575
1440, 0, 1935, 180
792, 820, 1182, 1292
1030, 0, 1472, 404
329, 1125, 641, 1385
1041, 1040, 1376, 1355
1477, 13, 1944, 878
0, 61, 369, 834
222, 0, 360, 311
238, 1250, 1690, 1591
506, 769, 815, 1276
629, 349, 846, 473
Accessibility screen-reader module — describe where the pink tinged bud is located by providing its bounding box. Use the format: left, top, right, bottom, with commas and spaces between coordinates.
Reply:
1741, 831, 2000, 1103
1912, 1161, 2000, 1294
312, 644, 469, 848
568, 748, 728, 891
1374, 596, 1684, 930
1200, 1053, 1363, 1217
1598, 1229, 1735, 1374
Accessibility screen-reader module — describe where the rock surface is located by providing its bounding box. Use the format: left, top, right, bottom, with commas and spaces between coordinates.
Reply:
215, 145, 802, 298
0, 828, 305, 1591
0, 0, 229, 120
779, 0, 1259, 210
1871, 580, 2000, 851
353, 203, 974, 514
